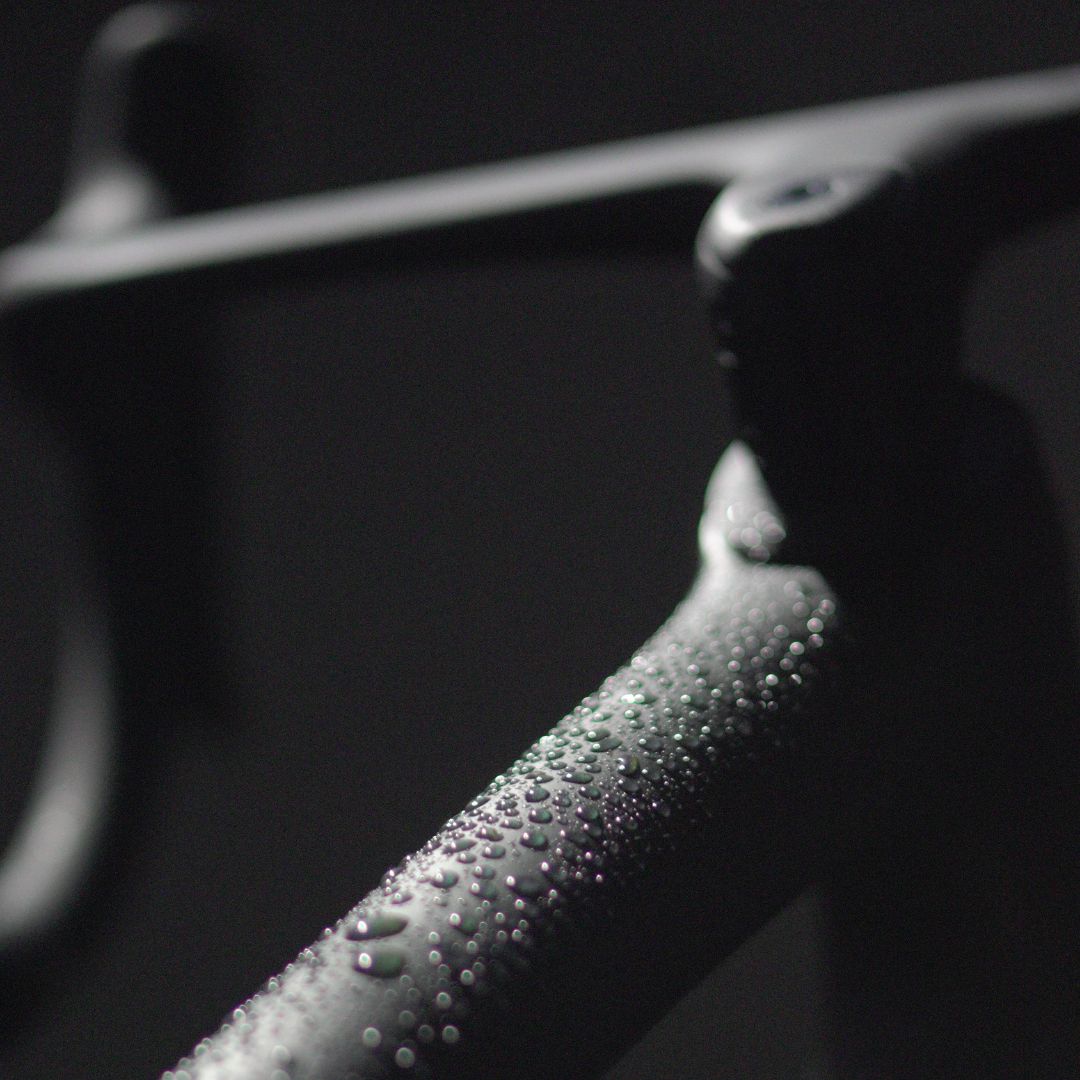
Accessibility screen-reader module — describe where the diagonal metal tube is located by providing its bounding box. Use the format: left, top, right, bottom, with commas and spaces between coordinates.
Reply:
5, 62, 1080, 308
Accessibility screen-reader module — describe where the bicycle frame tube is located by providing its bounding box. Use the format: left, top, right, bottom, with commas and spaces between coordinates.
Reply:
4, 58, 1080, 308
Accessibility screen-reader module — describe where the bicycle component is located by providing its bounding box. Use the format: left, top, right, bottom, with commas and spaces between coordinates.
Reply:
0, 1, 234, 983
162, 440, 852, 1080
156, 63, 1079, 1080
5, 57, 1080, 308
0, 9, 1077, 1076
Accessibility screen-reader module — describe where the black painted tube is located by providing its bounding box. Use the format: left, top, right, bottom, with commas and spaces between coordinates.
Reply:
7, 62, 1080, 309
164, 441, 851, 1080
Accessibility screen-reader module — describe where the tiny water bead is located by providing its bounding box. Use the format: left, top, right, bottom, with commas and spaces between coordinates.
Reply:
346, 913, 408, 941
506, 873, 546, 898
429, 868, 459, 888
519, 829, 549, 850
448, 912, 479, 934
355, 949, 406, 978
394, 1046, 416, 1069
362, 1027, 381, 1048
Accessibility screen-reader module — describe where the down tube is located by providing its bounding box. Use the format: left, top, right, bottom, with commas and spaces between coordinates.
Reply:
166, 441, 847, 1080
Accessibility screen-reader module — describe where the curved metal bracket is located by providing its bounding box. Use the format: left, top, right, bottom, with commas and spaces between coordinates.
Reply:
0, 1, 233, 978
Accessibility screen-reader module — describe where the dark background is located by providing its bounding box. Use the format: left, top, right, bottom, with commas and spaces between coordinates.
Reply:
1, 3, 1080, 1078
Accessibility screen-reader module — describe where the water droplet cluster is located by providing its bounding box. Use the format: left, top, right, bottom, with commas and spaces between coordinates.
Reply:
163, 443, 838, 1080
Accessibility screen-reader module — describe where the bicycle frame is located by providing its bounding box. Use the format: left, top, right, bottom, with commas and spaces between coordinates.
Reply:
1, 5, 1078, 1078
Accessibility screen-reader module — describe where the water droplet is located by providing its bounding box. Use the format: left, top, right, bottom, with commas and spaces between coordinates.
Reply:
563, 769, 591, 784
524, 786, 550, 803
429, 868, 459, 889
442, 1024, 460, 1045
520, 829, 549, 850
528, 807, 553, 824
355, 949, 406, 978
482, 843, 506, 858
347, 913, 408, 941
469, 880, 498, 899
506, 873, 546, 898
394, 1046, 416, 1069
447, 837, 476, 852
575, 804, 600, 822
448, 912, 479, 935
362, 1027, 382, 1048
